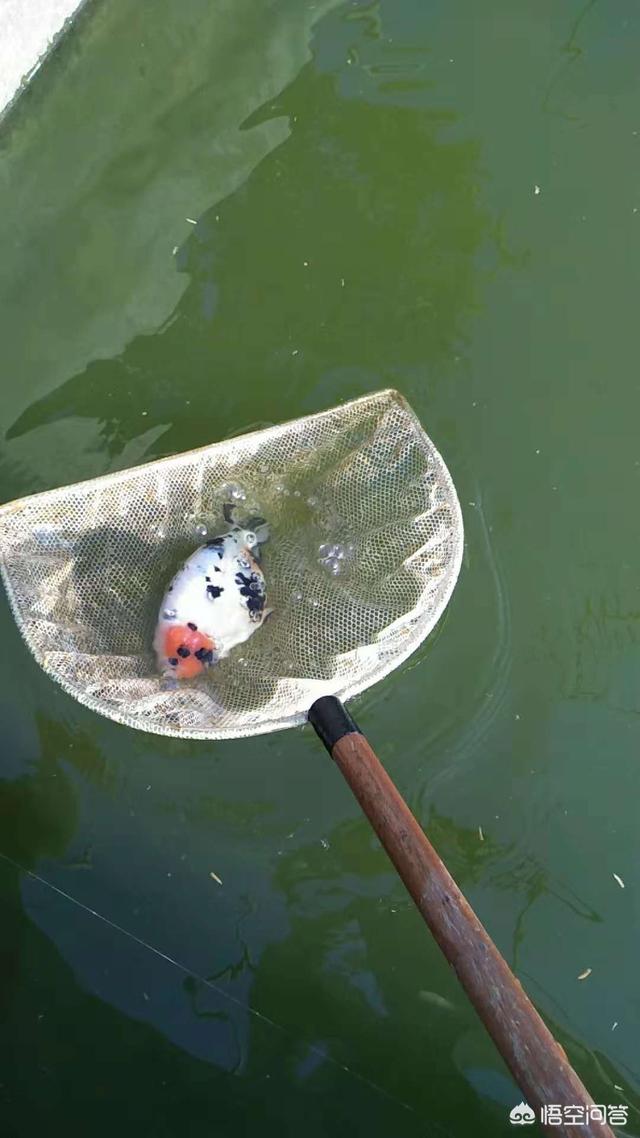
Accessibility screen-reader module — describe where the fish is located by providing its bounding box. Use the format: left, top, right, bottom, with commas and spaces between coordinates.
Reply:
154, 504, 270, 680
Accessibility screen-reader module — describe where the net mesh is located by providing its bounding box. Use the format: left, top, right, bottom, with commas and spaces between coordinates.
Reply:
0, 390, 463, 739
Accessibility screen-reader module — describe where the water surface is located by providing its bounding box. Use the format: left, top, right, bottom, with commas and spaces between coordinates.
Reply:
1, 2, 639, 1135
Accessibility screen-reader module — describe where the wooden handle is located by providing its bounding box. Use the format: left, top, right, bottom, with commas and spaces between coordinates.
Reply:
308, 697, 613, 1138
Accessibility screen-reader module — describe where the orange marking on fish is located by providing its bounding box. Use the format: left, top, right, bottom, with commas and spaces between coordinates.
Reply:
162, 623, 217, 679
244, 547, 262, 573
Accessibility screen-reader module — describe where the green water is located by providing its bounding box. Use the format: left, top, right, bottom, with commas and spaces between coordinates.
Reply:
1, 1, 639, 1134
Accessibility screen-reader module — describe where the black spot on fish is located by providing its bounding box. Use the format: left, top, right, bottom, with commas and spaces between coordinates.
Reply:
195, 647, 215, 664
206, 584, 224, 600
235, 570, 265, 620
168, 657, 178, 666
206, 538, 225, 559
205, 576, 211, 583
177, 645, 190, 658
187, 622, 197, 631
214, 566, 221, 572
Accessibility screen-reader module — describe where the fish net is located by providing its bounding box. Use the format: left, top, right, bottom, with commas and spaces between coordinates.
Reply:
0, 390, 463, 739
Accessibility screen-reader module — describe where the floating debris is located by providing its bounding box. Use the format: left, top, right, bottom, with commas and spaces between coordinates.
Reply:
613, 873, 625, 889
534, 185, 541, 195
210, 871, 223, 886
612, 1023, 619, 1032
186, 217, 197, 224
419, 990, 456, 1012
478, 826, 484, 841
577, 968, 592, 981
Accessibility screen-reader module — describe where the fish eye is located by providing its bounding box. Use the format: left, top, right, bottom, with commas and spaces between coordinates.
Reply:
245, 531, 257, 547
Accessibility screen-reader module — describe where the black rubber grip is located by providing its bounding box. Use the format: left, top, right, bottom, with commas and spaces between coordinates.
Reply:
308, 696, 361, 753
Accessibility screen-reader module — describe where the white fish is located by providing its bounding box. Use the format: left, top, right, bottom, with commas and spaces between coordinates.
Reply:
154, 504, 270, 679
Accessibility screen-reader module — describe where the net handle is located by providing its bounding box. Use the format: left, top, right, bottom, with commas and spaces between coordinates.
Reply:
308, 697, 612, 1138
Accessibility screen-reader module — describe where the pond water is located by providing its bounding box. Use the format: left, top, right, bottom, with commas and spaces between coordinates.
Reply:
0, 2, 639, 1135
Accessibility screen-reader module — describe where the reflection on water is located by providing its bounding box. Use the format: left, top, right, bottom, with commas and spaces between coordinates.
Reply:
1, 728, 638, 1132
5, 6, 487, 477
0, 0, 344, 451
256, 813, 639, 1129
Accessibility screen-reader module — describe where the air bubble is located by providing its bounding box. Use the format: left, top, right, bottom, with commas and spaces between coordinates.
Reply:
194, 523, 208, 539
221, 482, 247, 502
163, 608, 177, 620
307, 496, 318, 508
318, 540, 353, 576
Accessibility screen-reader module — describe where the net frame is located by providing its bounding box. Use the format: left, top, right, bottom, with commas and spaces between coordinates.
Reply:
0, 390, 463, 739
